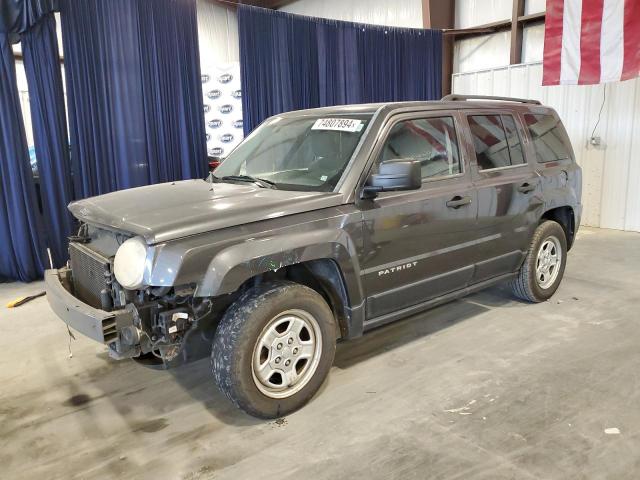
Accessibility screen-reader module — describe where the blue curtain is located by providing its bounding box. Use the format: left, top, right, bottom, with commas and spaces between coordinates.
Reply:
0, 0, 58, 43
22, 13, 74, 268
60, 0, 206, 199
0, 34, 46, 281
238, 6, 442, 134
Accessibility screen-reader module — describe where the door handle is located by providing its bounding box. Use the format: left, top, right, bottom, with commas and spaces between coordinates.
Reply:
446, 195, 472, 209
517, 182, 536, 194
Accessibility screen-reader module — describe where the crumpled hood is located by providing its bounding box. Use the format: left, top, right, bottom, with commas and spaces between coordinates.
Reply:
69, 179, 343, 244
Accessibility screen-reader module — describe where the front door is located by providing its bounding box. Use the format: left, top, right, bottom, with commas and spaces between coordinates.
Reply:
358, 112, 478, 321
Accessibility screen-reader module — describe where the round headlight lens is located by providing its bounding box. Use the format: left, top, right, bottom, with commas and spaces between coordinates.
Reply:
114, 236, 148, 289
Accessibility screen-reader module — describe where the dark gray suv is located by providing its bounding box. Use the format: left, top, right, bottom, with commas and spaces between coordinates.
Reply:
45, 95, 582, 418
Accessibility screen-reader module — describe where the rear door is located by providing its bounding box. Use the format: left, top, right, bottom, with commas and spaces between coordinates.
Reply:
462, 111, 542, 283
358, 111, 478, 321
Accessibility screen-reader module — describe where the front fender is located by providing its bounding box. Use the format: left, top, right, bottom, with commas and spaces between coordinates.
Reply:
194, 229, 364, 306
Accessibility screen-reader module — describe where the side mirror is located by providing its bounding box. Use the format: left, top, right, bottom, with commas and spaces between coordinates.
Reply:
362, 159, 422, 198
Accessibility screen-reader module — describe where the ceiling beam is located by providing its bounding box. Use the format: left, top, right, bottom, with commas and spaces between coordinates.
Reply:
443, 12, 544, 39
443, 19, 512, 37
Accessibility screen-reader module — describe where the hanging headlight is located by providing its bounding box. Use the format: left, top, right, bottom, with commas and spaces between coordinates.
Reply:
113, 236, 148, 289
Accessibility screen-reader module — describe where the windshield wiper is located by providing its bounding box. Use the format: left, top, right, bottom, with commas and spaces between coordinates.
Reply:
219, 175, 277, 189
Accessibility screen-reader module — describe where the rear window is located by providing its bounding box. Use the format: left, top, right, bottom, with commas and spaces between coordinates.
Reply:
523, 114, 573, 163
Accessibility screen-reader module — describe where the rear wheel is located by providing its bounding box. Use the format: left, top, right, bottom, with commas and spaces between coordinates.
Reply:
510, 220, 567, 302
211, 281, 337, 418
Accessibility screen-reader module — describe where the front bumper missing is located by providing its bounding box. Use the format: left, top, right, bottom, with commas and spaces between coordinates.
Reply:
45, 268, 133, 344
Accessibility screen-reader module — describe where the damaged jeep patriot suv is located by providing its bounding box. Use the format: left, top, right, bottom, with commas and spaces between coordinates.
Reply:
46, 95, 582, 418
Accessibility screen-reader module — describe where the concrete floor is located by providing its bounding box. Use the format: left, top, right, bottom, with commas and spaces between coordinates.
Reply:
1, 226, 639, 480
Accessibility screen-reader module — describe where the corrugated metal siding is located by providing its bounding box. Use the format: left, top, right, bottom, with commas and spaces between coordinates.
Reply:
524, 0, 546, 15
522, 23, 544, 63
454, 0, 545, 27
454, 0, 512, 28
453, 62, 640, 232
453, 0, 546, 73
454, 31, 511, 74
280, 0, 423, 28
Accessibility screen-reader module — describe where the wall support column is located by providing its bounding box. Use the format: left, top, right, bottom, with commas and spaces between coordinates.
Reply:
510, 0, 525, 64
422, 0, 454, 97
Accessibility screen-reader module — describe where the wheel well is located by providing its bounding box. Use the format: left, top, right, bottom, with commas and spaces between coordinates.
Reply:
541, 206, 576, 250
233, 259, 351, 339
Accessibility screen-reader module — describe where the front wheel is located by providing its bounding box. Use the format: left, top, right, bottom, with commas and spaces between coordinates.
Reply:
510, 220, 568, 302
211, 281, 337, 418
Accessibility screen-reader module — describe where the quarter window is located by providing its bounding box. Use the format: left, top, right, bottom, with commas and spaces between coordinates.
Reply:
379, 117, 461, 180
468, 114, 525, 170
524, 114, 573, 163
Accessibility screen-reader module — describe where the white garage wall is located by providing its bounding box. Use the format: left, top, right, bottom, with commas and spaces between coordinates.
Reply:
13, 61, 34, 148
196, 0, 239, 64
525, 0, 546, 15
453, 62, 640, 233
453, 0, 546, 73
455, 0, 546, 28
522, 23, 544, 63
454, 0, 512, 28
280, 0, 423, 28
454, 31, 511, 73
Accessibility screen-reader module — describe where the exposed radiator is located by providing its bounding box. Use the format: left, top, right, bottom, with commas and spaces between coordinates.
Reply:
69, 242, 111, 309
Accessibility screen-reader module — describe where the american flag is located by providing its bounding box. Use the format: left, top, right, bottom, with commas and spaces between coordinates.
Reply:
543, 0, 640, 85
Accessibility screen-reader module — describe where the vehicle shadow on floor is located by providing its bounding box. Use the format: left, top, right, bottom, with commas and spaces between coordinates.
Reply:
334, 285, 519, 370
165, 285, 520, 424
80, 285, 520, 428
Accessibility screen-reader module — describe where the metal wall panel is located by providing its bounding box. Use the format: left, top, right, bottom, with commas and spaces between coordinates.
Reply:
280, 0, 423, 28
525, 0, 546, 15
454, 1, 547, 73
453, 31, 511, 73
454, 0, 512, 28
14, 60, 39, 160
522, 23, 544, 63
453, 62, 640, 232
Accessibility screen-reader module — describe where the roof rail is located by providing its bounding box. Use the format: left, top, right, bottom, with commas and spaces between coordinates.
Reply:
441, 94, 541, 105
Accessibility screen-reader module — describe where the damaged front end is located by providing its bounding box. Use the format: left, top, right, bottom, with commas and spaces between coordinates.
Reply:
46, 224, 216, 367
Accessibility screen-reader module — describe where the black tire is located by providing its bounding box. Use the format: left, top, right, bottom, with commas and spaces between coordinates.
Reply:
211, 281, 337, 418
510, 220, 568, 303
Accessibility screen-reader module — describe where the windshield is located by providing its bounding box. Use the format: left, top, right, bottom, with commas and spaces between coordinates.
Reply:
213, 113, 372, 191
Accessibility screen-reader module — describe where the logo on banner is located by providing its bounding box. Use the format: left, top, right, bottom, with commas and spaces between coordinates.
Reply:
205, 133, 211, 141
220, 133, 234, 143
208, 119, 223, 129
207, 89, 222, 99
232, 119, 243, 129
218, 73, 233, 84
203, 104, 211, 113
219, 104, 233, 114
201, 74, 210, 84
209, 147, 224, 156
231, 89, 242, 99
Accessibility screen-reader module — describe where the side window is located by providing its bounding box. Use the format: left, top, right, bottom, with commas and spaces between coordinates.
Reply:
468, 114, 525, 170
524, 114, 573, 163
379, 116, 461, 180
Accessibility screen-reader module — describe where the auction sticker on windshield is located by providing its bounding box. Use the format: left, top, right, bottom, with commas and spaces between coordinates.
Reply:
312, 118, 364, 132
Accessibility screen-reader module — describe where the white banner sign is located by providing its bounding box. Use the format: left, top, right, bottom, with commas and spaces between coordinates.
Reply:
201, 62, 243, 158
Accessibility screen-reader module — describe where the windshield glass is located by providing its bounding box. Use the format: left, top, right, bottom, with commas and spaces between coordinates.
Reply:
214, 113, 373, 191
